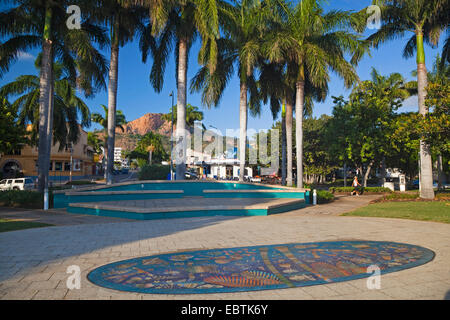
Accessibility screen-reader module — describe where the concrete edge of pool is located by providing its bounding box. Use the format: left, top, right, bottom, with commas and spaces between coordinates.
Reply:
67, 198, 306, 220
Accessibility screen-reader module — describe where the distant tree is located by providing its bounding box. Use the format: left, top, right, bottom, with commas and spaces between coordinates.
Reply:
130, 131, 168, 165
161, 104, 204, 128
0, 97, 27, 154
91, 104, 126, 154
327, 69, 414, 187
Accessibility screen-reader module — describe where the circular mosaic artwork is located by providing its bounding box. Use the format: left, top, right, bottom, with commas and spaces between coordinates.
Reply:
87, 241, 434, 294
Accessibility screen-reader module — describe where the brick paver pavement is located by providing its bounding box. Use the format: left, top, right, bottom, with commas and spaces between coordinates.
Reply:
1, 195, 449, 300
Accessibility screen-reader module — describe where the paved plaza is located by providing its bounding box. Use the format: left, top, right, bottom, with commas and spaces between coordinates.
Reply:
1, 195, 449, 300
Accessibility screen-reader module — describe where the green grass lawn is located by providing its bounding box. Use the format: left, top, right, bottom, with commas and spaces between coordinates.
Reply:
343, 201, 450, 224
0, 218, 53, 233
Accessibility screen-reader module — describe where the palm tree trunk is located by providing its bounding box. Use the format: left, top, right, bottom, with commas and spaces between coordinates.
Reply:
363, 161, 374, 187
281, 101, 286, 186
295, 79, 305, 188
286, 97, 293, 187
106, 16, 120, 185
45, 61, 54, 185
239, 79, 248, 182
176, 38, 188, 180
379, 157, 386, 186
416, 30, 435, 199
437, 154, 445, 190
37, 6, 53, 192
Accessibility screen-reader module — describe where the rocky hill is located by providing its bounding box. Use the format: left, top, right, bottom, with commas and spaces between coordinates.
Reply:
95, 113, 173, 152
121, 113, 172, 137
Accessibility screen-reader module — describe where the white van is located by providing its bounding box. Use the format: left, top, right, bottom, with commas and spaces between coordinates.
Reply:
0, 178, 35, 191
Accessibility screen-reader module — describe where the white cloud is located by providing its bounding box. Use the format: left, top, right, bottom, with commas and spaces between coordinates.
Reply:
17, 51, 35, 61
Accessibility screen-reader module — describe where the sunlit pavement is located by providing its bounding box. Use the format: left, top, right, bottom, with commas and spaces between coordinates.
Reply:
1, 195, 449, 300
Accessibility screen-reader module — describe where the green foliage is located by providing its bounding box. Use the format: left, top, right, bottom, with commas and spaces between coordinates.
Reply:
161, 104, 204, 127
132, 131, 168, 164
91, 105, 126, 132
138, 164, 170, 180
310, 190, 335, 204
0, 59, 92, 150
0, 190, 51, 209
326, 69, 414, 184
343, 202, 450, 224
0, 97, 27, 154
329, 187, 393, 194
0, 218, 53, 233
87, 131, 103, 154
383, 192, 420, 201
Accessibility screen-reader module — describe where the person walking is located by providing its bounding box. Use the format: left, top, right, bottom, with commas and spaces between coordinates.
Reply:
352, 176, 361, 196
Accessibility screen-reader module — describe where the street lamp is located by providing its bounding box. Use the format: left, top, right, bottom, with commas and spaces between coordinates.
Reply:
169, 91, 174, 180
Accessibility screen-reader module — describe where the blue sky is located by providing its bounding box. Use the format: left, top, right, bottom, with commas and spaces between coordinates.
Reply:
0, 0, 446, 134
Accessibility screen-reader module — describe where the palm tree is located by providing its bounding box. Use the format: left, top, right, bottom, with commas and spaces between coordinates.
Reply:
134, 131, 168, 165
90, 1, 147, 185
91, 104, 127, 168
139, 0, 220, 180
0, 59, 91, 150
191, 0, 275, 181
367, 0, 449, 199
266, 0, 364, 188
0, 1, 108, 191
161, 104, 204, 128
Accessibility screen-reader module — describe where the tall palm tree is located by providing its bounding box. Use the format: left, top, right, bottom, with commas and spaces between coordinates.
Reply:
367, 0, 449, 199
0, 59, 91, 150
266, 0, 364, 188
89, 1, 148, 185
138, 0, 221, 180
191, 0, 276, 181
0, 1, 108, 191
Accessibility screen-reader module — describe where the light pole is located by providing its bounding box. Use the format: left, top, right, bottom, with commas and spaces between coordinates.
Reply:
69, 144, 73, 183
169, 91, 174, 180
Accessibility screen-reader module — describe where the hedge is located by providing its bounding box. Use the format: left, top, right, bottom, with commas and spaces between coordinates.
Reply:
138, 164, 170, 180
0, 190, 52, 209
328, 187, 393, 194
310, 190, 335, 204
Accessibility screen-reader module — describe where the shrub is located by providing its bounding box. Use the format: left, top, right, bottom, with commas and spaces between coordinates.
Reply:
436, 190, 450, 201
310, 190, 335, 204
329, 187, 393, 194
384, 192, 419, 201
0, 190, 51, 209
138, 164, 170, 180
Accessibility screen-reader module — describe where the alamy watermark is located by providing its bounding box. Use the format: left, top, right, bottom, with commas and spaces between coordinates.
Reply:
366, 264, 381, 290
366, 5, 381, 30
66, 265, 81, 289
66, 5, 81, 30
171, 123, 280, 174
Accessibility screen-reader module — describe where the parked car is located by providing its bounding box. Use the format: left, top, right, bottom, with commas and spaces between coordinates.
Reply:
250, 176, 262, 183
0, 178, 34, 191
413, 179, 439, 188
185, 171, 198, 180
